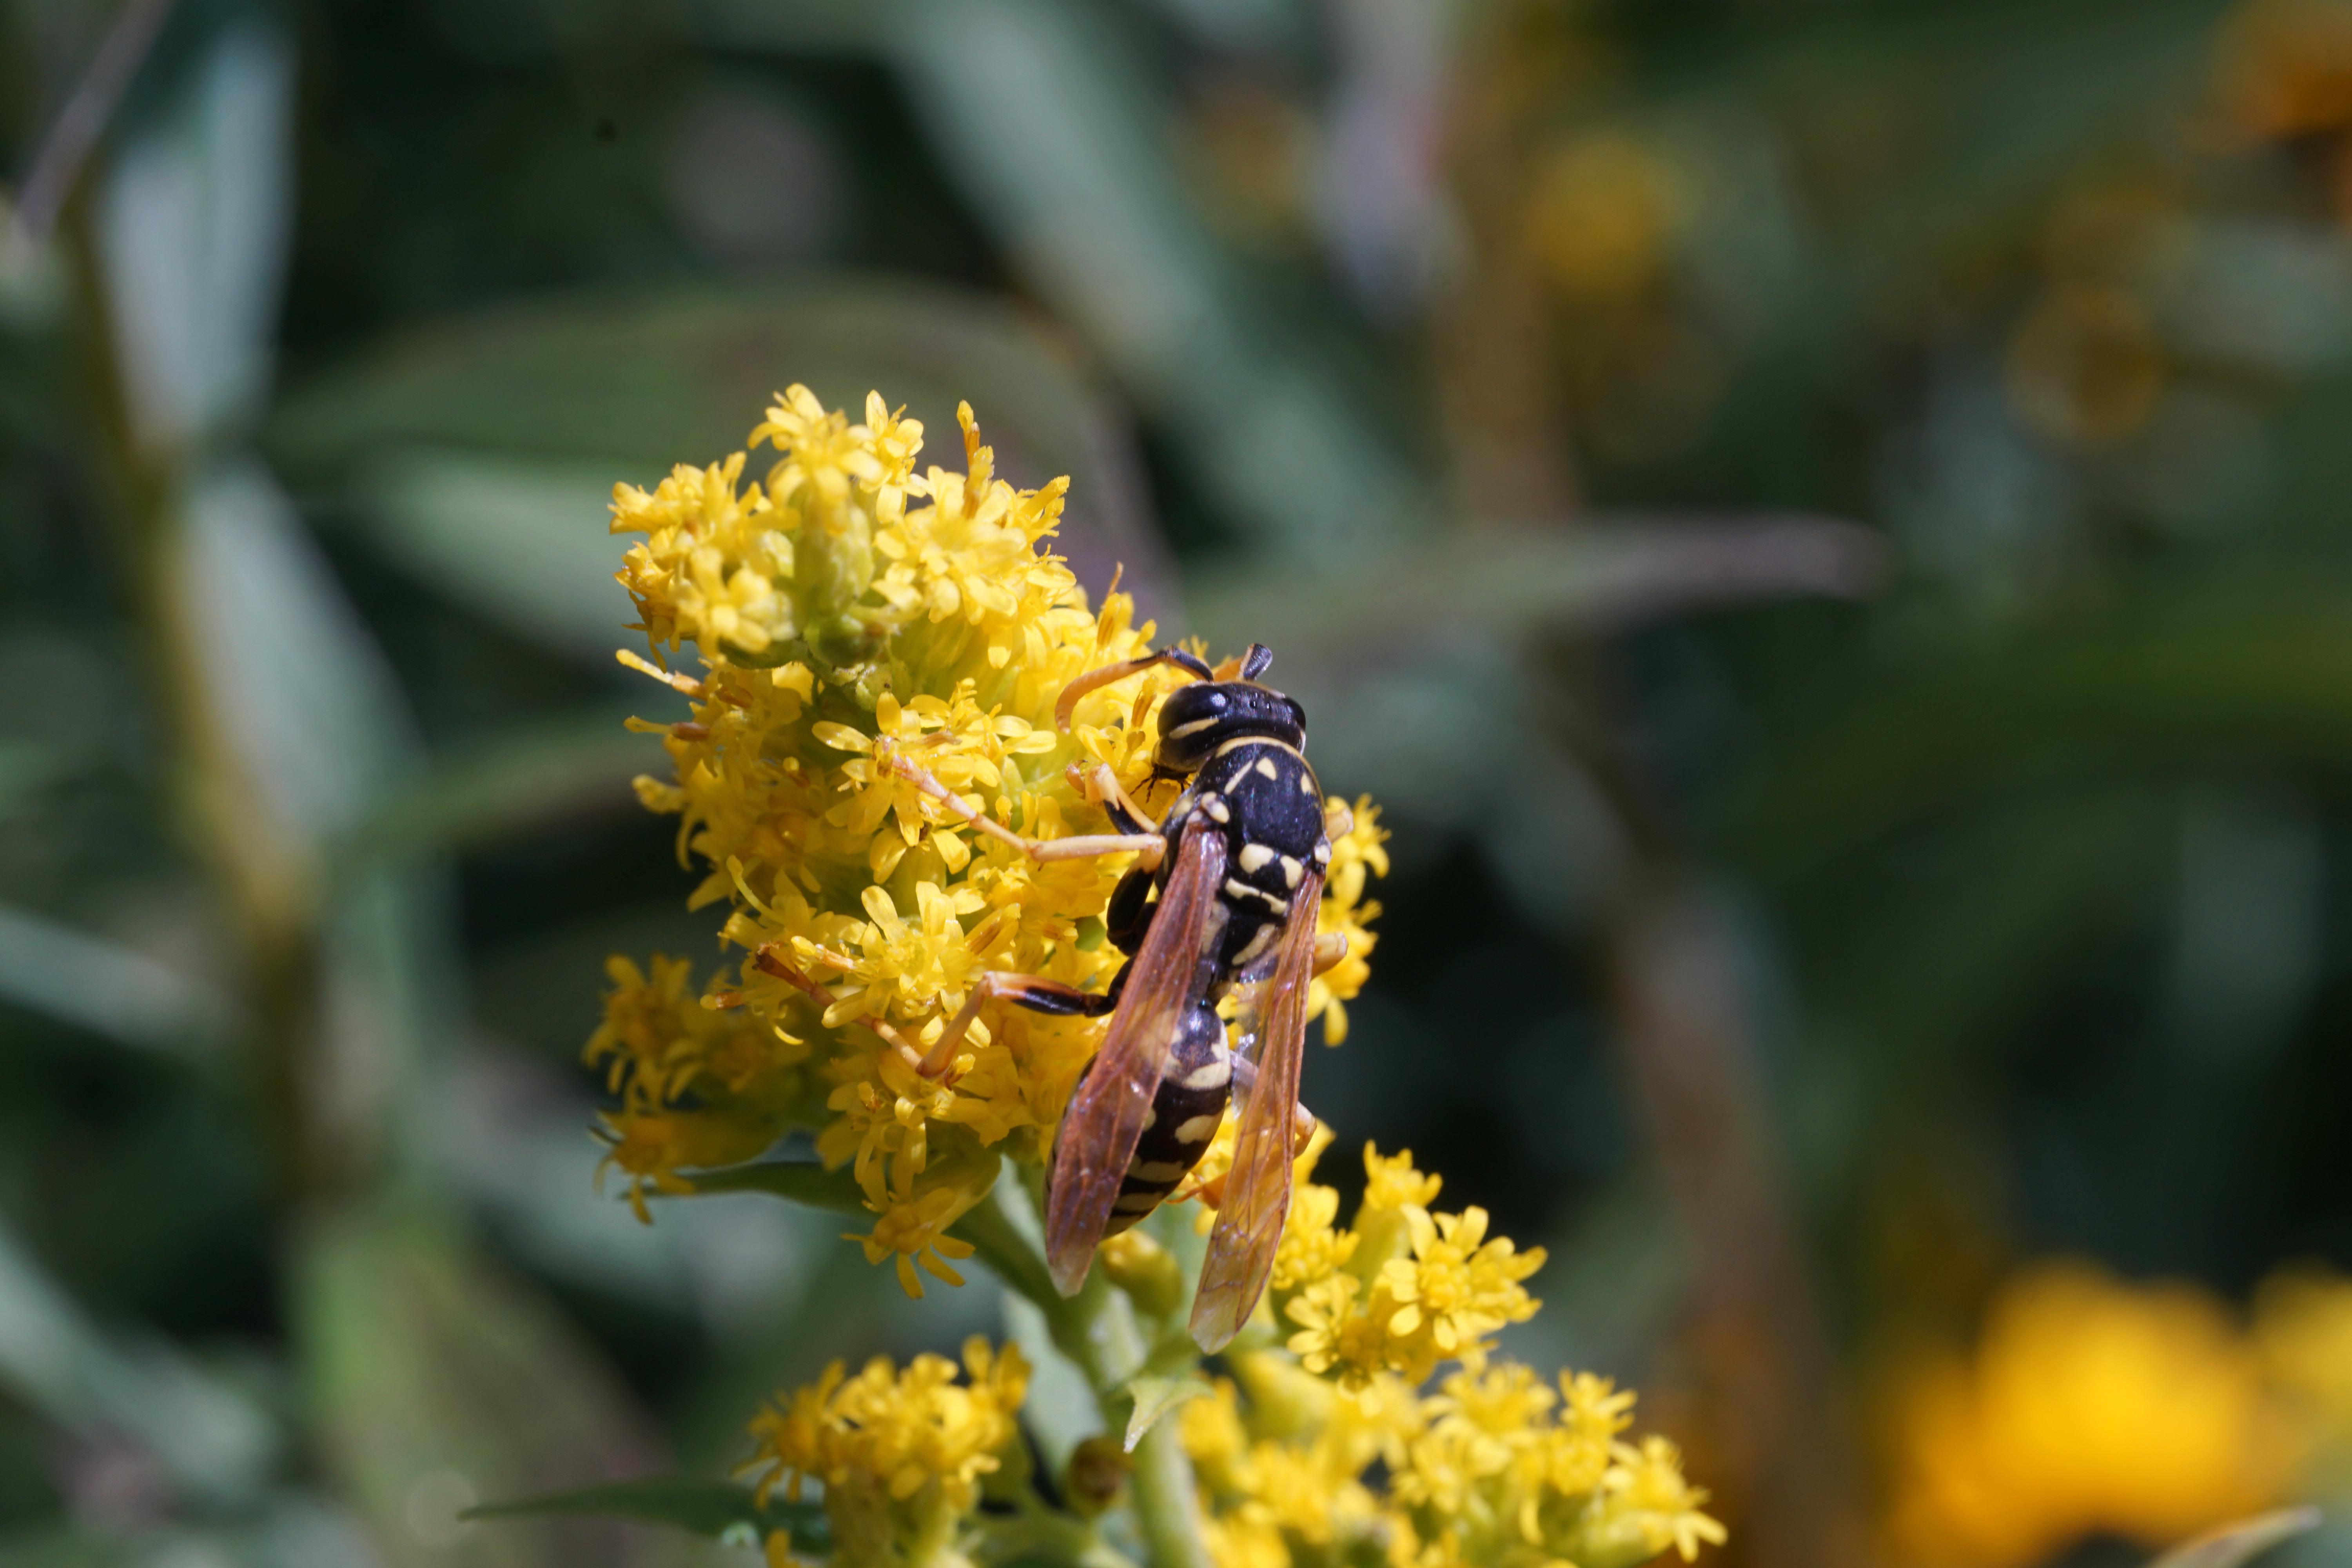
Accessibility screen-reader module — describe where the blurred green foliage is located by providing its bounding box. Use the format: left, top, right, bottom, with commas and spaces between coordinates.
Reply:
3, 0, 2352, 1565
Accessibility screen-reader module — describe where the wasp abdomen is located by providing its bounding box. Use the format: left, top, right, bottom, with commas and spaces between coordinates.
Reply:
1097, 1004, 1229, 1234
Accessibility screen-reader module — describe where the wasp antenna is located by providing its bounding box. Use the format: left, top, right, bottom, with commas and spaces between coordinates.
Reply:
1053, 648, 1212, 733
1239, 643, 1274, 682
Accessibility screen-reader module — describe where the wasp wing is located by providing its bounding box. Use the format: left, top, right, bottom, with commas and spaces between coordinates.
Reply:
1190, 867, 1324, 1351
1044, 823, 1229, 1297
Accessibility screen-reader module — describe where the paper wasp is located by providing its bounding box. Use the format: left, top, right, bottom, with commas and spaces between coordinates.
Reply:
873, 642, 1347, 1352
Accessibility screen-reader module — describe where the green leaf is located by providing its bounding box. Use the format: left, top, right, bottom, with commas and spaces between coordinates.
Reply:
1185, 516, 1885, 656
683, 1159, 870, 1215
96, 21, 294, 450
2145, 1508, 2322, 1568
1003, 1294, 1105, 1481
329, 701, 658, 879
868, 0, 1421, 559
467, 1476, 829, 1553
295, 1204, 672, 1568
1118, 1373, 1210, 1453
0, 904, 236, 1057
1728, 586, 2352, 878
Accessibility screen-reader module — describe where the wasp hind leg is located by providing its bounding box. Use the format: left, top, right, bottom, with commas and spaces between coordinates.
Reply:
915, 970, 1120, 1078
1225, 1051, 1321, 1158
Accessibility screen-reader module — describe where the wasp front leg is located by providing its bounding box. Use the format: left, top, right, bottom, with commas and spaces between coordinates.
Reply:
881, 745, 1166, 868
1065, 759, 1157, 837
916, 970, 1121, 1078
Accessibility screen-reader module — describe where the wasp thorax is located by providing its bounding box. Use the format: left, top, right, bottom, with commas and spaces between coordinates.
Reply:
1154, 681, 1307, 771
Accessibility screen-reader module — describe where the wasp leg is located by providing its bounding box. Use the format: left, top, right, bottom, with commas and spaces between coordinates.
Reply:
880, 745, 1165, 869
1313, 931, 1349, 975
1223, 1052, 1320, 1156
916, 970, 1118, 1078
1052, 647, 1215, 731
1065, 759, 1157, 836
753, 946, 944, 1081
1105, 866, 1156, 954
1323, 799, 1354, 841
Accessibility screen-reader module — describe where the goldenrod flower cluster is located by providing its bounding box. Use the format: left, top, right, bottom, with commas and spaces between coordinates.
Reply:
1239, 1139, 1546, 1390
1180, 1140, 1724, 1568
744, 1337, 1030, 1568
586, 386, 1383, 1293
1884, 1258, 2352, 1568
586, 385, 1719, 1568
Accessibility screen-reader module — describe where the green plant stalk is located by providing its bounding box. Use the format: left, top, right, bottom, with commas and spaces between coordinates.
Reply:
974, 1508, 1141, 1568
61, 210, 337, 1205
956, 1178, 1213, 1568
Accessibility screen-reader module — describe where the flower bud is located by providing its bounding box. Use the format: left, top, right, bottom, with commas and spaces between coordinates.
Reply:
1063, 1435, 1130, 1516
1098, 1230, 1183, 1319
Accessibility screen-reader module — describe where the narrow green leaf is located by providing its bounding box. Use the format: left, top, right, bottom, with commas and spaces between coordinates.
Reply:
0, 904, 236, 1057
466, 1476, 828, 1552
329, 701, 657, 879
1119, 1373, 1210, 1453
267, 278, 1173, 655
97, 22, 293, 448
683, 1160, 869, 1215
1003, 1293, 1106, 1481
875, 0, 1420, 560
2146, 1508, 2322, 1568
1186, 516, 1884, 656
296, 1205, 671, 1568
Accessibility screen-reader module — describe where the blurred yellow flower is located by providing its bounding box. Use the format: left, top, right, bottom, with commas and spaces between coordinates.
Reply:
2255, 1267, 2352, 1489
1524, 131, 1684, 303
2004, 283, 2167, 447
1884, 1261, 2303, 1568
2219, 0, 2352, 141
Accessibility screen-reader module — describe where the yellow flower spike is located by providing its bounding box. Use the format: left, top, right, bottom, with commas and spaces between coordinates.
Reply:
1362, 1143, 1443, 1214
1350, 1142, 1444, 1283
1270, 1183, 1359, 1294
1307, 796, 1388, 1044
744, 1338, 1029, 1568
1575, 1436, 1728, 1568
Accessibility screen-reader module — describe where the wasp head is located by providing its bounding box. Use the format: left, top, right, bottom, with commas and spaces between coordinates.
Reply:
1154, 645, 1305, 773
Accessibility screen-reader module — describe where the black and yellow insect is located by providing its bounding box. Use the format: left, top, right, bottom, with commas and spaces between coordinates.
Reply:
882, 642, 1347, 1351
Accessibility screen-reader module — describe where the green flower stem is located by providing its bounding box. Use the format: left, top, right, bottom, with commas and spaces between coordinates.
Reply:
955, 1176, 1214, 1568
975, 1510, 1141, 1568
